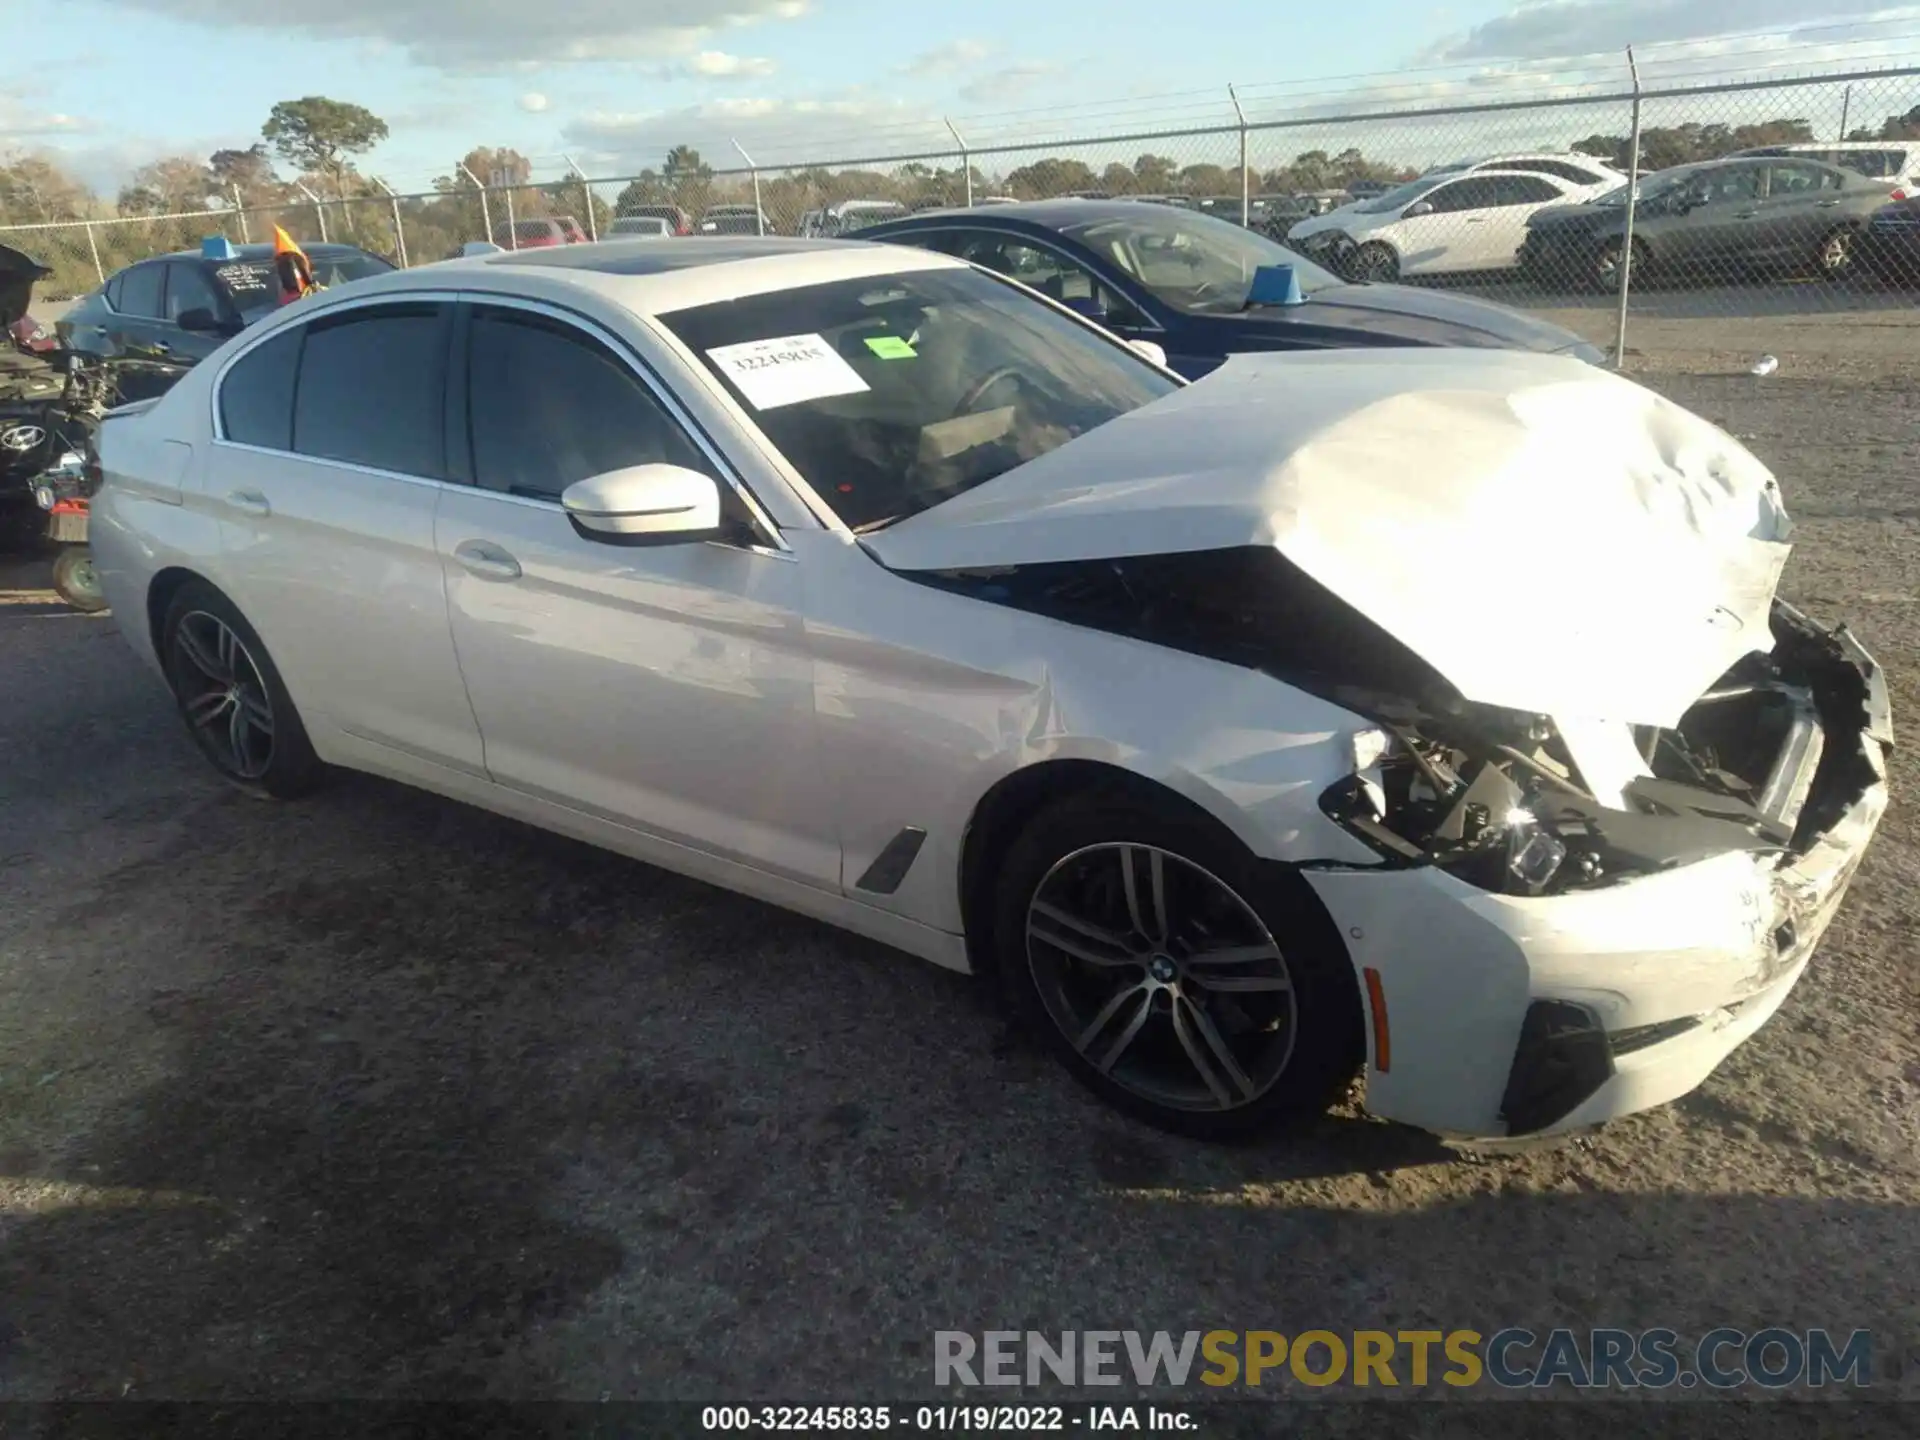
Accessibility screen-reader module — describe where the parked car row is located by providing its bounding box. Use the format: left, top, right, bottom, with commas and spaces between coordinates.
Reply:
1283, 141, 1920, 288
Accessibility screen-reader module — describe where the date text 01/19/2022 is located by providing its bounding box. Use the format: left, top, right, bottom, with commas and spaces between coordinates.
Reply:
700, 1405, 1197, 1431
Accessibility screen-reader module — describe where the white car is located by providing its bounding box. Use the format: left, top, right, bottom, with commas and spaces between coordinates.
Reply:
1288, 169, 1589, 281
606, 215, 674, 238
89, 238, 1891, 1144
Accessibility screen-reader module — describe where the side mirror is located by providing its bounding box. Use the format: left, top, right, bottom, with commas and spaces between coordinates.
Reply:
1403, 200, 1435, 218
561, 464, 723, 545
1127, 339, 1168, 368
1062, 294, 1108, 321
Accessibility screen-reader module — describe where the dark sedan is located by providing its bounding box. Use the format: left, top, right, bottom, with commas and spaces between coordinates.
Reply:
1857, 194, 1920, 285
858, 200, 1603, 378
1521, 156, 1895, 291
57, 241, 394, 402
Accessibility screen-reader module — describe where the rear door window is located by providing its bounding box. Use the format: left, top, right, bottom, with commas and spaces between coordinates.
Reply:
117, 264, 165, 319
292, 302, 449, 477
164, 262, 222, 322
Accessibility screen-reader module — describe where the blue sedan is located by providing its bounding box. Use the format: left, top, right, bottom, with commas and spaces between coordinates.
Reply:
859, 199, 1605, 378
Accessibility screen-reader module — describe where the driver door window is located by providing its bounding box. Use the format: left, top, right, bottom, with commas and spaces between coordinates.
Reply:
950, 234, 1143, 326
465, 305, 718, 504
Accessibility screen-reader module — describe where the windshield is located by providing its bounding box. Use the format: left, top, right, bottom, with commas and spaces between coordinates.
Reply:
1355, 177, 1442, 215
661, 267, 1179, 532
219, 252, 394, 322
1056, 206, 1343, 313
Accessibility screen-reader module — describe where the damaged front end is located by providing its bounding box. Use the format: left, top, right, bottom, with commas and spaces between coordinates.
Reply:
907, 546, 1890, 901
1319, 601, 1888, 900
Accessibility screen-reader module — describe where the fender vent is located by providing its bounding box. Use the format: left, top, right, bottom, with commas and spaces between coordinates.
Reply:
855, 827, 927, 895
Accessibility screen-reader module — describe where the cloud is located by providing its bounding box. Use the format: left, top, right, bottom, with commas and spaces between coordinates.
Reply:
897, 39, 991, 76
687, 50, 777, 77
958, 63, 1059, 106
92, 0, 810, 70
520, 92, 551, 113
0, 101, 92, 143
564, 96, 955, 172
1420, 0, 1904, 62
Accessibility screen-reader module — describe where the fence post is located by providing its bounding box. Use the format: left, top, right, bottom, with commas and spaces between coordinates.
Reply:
295, 182, 328, 243
233, 187, 251, 243
376, 178, 409, 268
503, 184, 518, 247
731, 140, 765, 235
945, 119, 973, 208
1839, 84, 1852, 141
83, 222, 104, 284
1228, 84, 1250, 227
459, 164, 494, 246
1613, 45, 1642, 372
565, 154, 597, 241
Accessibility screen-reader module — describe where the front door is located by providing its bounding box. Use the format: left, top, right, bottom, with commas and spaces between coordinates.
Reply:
435, 299, 838, 889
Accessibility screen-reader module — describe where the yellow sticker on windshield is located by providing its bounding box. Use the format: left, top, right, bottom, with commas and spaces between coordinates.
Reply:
865, 335, 917, 359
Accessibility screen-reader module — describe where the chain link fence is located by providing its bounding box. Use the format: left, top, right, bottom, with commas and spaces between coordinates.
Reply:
6, 64, 1919, 360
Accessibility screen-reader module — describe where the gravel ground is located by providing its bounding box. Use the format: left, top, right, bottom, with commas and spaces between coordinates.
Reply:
0, 318, 1915, 1413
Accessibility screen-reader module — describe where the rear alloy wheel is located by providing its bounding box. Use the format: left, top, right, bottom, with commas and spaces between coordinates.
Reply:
1349, 242, 1400, 284
993, 791, 1363, 1140
50, 548, 107, 613
1816, 227, 1855, 279
162, 582, 323, 799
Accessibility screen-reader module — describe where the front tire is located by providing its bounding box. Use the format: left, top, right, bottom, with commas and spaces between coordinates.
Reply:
161, 581, 323, 799
50, 547, 108, 613
990, 790, 1364, 1141
1815, 226, 1855, 279
1349, 242, 1399, 284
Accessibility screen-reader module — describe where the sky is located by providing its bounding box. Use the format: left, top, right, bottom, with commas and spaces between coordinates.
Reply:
5, 0, 1920, 197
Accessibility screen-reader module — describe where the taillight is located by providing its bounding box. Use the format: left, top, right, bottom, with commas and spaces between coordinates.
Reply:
1893, 189, 1908, 202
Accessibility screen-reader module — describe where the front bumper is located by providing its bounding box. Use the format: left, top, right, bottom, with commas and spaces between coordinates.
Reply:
1303, 623, 1892, 1141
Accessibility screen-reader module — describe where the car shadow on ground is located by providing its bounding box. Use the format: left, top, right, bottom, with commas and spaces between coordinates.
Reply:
2, 766, 1915, 1403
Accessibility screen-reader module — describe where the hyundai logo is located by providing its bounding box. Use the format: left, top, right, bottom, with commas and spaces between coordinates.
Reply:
0, 424, 46, 453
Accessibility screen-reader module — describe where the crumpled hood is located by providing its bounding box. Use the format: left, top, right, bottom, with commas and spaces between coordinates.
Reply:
867, 348, 1793, 729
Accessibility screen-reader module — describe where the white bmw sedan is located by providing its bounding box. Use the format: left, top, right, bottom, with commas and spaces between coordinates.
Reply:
91, 237, 1891, 1144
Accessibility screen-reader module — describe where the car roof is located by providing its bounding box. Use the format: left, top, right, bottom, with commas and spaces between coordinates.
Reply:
863, 198, 1197, 228
152, 242, 374, 264
1732, 140, 1918, 153
334, 235, 966, 316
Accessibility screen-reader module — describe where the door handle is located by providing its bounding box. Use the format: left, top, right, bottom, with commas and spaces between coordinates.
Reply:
227, 489, 271, 517
151, 342, 171, 355
1735, 210, 1758, 220
453, 539, 522, 581
1816, 199, 1841, 208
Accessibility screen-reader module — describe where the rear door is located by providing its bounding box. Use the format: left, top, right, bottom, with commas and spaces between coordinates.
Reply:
1753, 161, 1848, 268
101, 261, 173, 401
206, 296, 486, 774
1391, 177, 1500, 273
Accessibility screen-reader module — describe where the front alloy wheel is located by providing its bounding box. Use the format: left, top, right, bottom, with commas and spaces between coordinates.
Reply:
1026, 843, 1297, 1113
993, 790, 1363, 1140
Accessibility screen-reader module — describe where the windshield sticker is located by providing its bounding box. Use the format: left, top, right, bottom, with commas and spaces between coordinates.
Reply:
706, 333, 870, 410
215, 263, 273, 293
864, 335, 916, 360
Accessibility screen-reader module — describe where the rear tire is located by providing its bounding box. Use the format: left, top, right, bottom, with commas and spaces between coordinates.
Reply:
51, 548, 107, 613
989, 788, 1364, 1141
1591, 236, 1647, 292
161, 581, 323, 800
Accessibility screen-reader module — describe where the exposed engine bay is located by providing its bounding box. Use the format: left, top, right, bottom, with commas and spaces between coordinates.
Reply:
907, 546, 1887, 897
